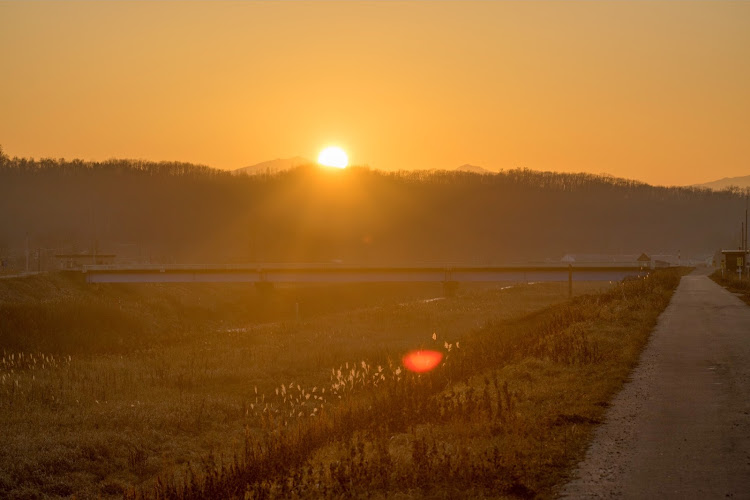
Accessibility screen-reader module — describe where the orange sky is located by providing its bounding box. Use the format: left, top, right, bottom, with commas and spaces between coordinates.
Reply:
1, 1, 748, 186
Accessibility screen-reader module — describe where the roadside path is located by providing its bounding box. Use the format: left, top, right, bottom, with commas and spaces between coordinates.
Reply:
560, 269, 750, 499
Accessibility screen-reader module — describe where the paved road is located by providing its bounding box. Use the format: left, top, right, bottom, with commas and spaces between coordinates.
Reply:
560, 269, 750, 499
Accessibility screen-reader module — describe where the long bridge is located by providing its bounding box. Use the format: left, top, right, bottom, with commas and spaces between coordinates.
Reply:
83, 263, 649, 295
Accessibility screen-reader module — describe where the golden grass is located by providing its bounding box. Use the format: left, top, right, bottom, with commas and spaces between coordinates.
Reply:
125, 268, 685, 499
0, 275, 605, 498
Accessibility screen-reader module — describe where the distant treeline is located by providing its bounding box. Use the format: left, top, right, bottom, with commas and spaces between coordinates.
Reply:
1, 146, 747, 265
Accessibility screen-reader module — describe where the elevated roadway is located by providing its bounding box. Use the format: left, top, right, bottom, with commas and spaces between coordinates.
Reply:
82, 263, 648, 285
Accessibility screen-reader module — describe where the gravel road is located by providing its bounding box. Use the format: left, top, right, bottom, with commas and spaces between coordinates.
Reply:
559, 269, 750, 499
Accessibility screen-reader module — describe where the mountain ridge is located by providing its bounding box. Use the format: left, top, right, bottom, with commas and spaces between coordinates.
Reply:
455, 164, 495, 174
234, 156, 311, 175
692, 174, 750, 191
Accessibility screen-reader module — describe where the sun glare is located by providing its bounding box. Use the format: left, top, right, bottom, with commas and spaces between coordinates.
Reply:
318, 147, 348, 169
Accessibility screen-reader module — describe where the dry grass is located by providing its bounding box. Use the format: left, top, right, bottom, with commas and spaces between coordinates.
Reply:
0, 274, 606, 499
710, 269, 750, 306
122, 268, 686, 499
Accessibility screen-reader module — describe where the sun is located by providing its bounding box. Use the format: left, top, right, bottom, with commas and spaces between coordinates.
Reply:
318, 146, 348, 169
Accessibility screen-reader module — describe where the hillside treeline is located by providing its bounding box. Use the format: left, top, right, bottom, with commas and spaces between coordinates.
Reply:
0, 148, 747, 265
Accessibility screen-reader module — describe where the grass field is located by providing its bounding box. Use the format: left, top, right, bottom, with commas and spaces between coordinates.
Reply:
0, 272, 627, 499
710, 269, 750, 306
142, 269, 684, 500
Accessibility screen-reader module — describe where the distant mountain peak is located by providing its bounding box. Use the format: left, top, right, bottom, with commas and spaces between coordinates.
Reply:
693, 174, 750, 191
455, 164, 494, 174
234, 156, 311, 175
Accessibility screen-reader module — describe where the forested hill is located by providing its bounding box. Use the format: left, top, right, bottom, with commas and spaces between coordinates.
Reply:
0, 151, 746, 265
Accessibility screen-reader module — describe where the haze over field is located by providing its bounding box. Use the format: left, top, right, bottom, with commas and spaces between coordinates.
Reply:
1, 1, 749, 186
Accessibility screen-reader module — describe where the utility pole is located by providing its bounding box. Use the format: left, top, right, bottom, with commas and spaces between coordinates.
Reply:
25, 232, 29, 273
737, 222, 746, 280
745, 194, 748, 251
90, 206, 96, 266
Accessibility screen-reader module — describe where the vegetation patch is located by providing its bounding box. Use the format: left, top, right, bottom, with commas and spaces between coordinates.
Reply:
0, 273, 466, 354
1, 274, 598, 498
121, 268, 686, 499
710, 270, 750, 306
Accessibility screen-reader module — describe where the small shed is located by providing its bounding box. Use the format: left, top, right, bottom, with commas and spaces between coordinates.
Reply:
637, 253, 651, 269
720, 250, 750, 277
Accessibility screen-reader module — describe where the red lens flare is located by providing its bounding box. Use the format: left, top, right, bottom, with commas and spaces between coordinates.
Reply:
402, 350, 443, 373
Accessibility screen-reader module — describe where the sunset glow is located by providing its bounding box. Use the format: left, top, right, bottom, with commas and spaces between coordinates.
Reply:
1, 2, 748, 185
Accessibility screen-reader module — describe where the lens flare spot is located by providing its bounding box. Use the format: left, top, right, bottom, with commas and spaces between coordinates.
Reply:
402, 350, 443, 373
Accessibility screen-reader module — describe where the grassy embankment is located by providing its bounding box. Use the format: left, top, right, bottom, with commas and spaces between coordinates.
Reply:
710, 269, 750, 306
129, 268, 686, 500
0, 272, 600, 499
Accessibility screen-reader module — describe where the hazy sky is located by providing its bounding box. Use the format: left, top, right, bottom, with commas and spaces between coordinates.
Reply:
1, 1, 748, 186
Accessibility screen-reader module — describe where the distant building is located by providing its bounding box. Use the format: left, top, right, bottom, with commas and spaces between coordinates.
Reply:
561, 253, 653, 267
720, 249, 750, 278
637, 253, 651, 269
649, 254, 684, 267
